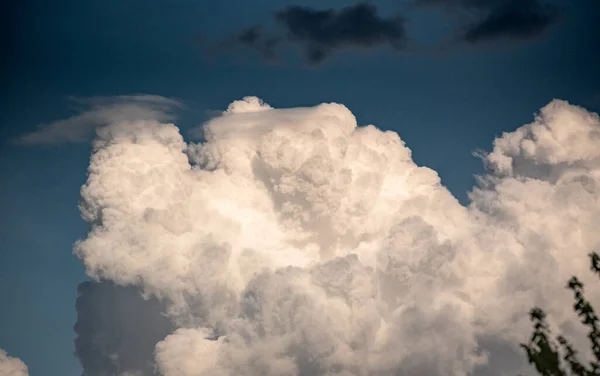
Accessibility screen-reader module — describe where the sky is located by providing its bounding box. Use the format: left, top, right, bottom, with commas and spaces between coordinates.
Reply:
1, 0, 600, 375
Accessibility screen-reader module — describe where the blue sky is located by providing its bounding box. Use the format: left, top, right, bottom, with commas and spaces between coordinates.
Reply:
1, 0, 599, 375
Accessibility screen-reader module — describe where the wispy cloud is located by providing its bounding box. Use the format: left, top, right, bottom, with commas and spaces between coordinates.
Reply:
17, 95, 182, 146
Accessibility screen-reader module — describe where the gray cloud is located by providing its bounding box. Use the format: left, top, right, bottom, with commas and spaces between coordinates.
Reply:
463, 0, 558, 43
223, 3, 407, 65
215, 0, 561, 65
415, 0, 558, 43
237, 26, 262, 46
219, 26, 282, 62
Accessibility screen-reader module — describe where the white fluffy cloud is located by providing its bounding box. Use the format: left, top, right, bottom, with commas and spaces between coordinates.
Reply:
0, 349, 28, 376
73, 96, 600, 375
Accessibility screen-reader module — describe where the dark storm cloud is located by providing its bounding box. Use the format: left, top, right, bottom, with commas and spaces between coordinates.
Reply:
224, 3, 407, 65
217, 26, 281, 62
463, 0, 558, 43
414, 0, 506, 9
237, 26, 262, 46
74, 281, 174, 376
415, 0, 558, 43
274, 3, 407, 64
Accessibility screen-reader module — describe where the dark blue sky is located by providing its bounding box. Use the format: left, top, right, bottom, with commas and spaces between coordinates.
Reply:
1, 0, 599, 374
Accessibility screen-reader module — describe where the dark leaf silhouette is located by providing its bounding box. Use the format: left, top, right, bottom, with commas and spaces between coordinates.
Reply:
521, 252, 600, 376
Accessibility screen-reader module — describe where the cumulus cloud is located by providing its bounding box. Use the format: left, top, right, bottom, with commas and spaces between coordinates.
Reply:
72, 95, 600, 375
17, 95, 181, 145
415, 0, 558, 44
0, 349, 28, 376
221, 3, 407, 65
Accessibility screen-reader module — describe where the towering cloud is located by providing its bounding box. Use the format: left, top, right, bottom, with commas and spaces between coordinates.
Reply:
0, 349, 29, 376
73, 96, 600, 375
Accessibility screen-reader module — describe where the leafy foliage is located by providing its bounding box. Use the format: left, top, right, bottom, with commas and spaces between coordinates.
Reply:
521, 252, 600, 376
